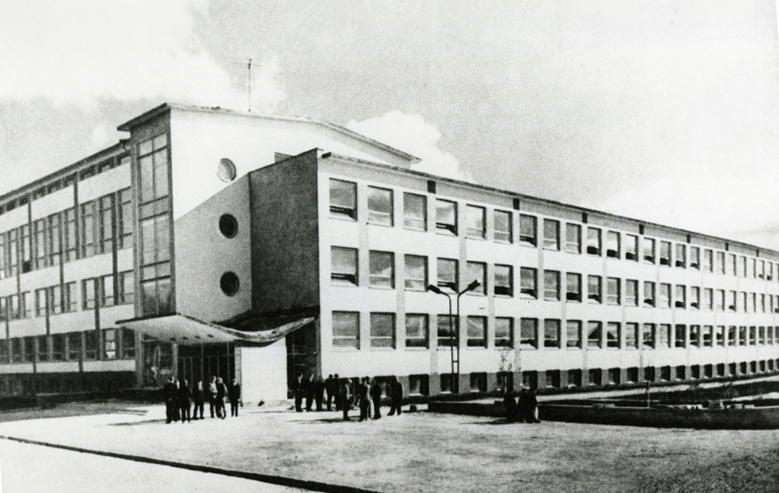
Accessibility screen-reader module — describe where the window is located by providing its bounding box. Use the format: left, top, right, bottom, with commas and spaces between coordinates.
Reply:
716, 325, 726, 347
587, 275, 602, 303
121, 329, 136, 359
543, 219, 560, 250
331, 247, 358, 286
99, 194, 114, 254
659, 241, 671, 266
467, 316, 487, 347
625, 234, 638, 261
519, 214, 537, 246
47, 213, 62, 266
33, 219, 47, 269
674, 285, 686, 308
643, 238, 655, 263
103, 329, 117, 359
332, 312, 359, 349
566, 321, 582, 348
369, 251, 394, 288
20, 225, 31, 273
703, 288, 713, 310
703, 249, 713, 272
435, 199, 457, 235
690, 325, 701, 347
409, 375, 429, 396
35, 288, 47, 317
675, 325, 686, 348
8, 295, 19, 320
403, 193, 426, 230
703, 325, 713, 347
626, 280, 638, 306
689, 246, 700, 269
689, 286, 700, 309
367, 187, 393, 226
657, 324, 671, 348
727, 254, 737, 277
643, 281, 655, 307
329, 179, 357, 220
588, 369, 602, 386
659, 283, 671, 308
118, 188, 133, 249
101, 274, 115, 307
470, 373, 487, 392
716, 251, 725, 274
715, 289, 725, 311
21, 292, 31, 319
625, 323, 638, 348
750, 258, 756, 278
11, 338, 22, 363
565, 223, 581, 253
728, 326, 737, 347
675, 244, 686, 267
404, 255, 427, 291
465, 262, 486, 294
465, 205, 485, 239
63, 208, 77, 262
739, 256, 748, 277
437, 258, 458, 291
544, 320, 560, 348
80, 201, 96, 258
728, 291, 737, 312
586, 227, 601, 256
606, 231, 620, 258
493, 210, 512, 242
606, 277, 620, 305
0, 233, 5, 279
370, 313, 395, 348
22, 337, 34, 362
84, 330, 98, 360
519, 318, 538, 348
544, 270, 560, 301
437, 314, 455, 347
82, 278, 97, 309
441, 374, 457, 393
520, 268, 537, 299
119, 271, 134, 304
642, 323, 655, 348
405, 314, 428, 348
37, 335, 49, 362
494, 265, 513, 296
566, 273, 581, 302
7, 230, 18, 277
587, 321, 602, 348
495, 318, 513, 348
64, 282, 77, 312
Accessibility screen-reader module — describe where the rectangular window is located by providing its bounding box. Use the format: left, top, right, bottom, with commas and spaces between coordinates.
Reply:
750, 258, 757, 278
625, 323, 638, 348
465, 205, 485, 239
80, 201, 96, 258
625, 279, 638, 306
675, 244, 686, 268
367, 186, 393, 226
20, 292, 31, 319
84, 331, 98, 360
519, 214, 537, 246
139, 214, 170, 265
544, 319, 560, 348
690, 286, 700, 309
675, 285, 686, 308
11, 338, 22, 363
83, 278, 97, 309
405, 314, 428, 348
7, 230, 18, 277
63, 208, 77, 262
587, 321, 602, 348
332, 312, 359, 349
0, 232, 6, 280
643, 281, 655, 307
566, 321, 582, 348
606, 322, 620, 348
625, 234, 638, 261
494, 264, 513, 296
493, 210, 512, 243
643, 238, 655, 263
35, 288, 47, 317
437, 258, 458, 291
331, 247, 358, 286
50, 284, 63, 315
467, 316, 487, 347
404, 255, 427, 291
138, 134, 169, 203
8, 295, 19, 320
690, 325, 701, 347
716, 251, 725, 274
64, 282, 76, 312
565, 223, 581, 253
103, 329, 117, 359
728, 326, 737, 347
703, 325, 713, 347
520, 267, 537, 299
689, 246, 700, 269
47, 213, 62, 266
675, 325, 686, 348
119, 271, 134, 304
33, 219, 47, 269
435, 199, 457, 235
101, 274, 115, 307
715, 289, 725, 311
544, 270, 560, 301
657, 324, 671, 348
643, 323, 655, 348
740, 256, 748, 277
437, 314, 455, 347
37, 335, 49, 362
329, 179, 357, 220
659, 241, 671, 266
727, 254, 737, 277
118, 188, 133, 249
703, 288, 713, 310
566, 273, 582, 302
519, 318, 538, 349
728, 291, 737, 312
703, 249, 713, 272
370, 313, 395, 348
586, 227, 601, 256
659, 283, 671, 308
20, 225, 31, 272
465, 262, 486, 294
495, 318, 513, 348
120, 329, 135, 359
606, 277, 620, 305
543, 219, 560, 250
716, 325, 726, 346
606, 231, 620, 258
587, 275, 602, 303
23, 337, 34, 362
403, 193, 426, 231
369, 251, 394, 288
99, 194, 114, 254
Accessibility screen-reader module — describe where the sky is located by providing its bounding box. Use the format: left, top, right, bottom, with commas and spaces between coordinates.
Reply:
2, 1, 779, 248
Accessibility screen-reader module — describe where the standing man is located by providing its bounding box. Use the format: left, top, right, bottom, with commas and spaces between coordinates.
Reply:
333, 374, 341, 411
388, 376, 403, 416
229, 378, 242, 417
324, 374, 335, 411
314, 376, 325, 412
293, 374, 304, 413
216, 377, 227, 419
370, 378, 383, 420
358, 377, 370, 422
208, 376, 218, 418
192, 380, 205, 420
163, 376, 177, 424
178, 378, 192, 423
304, 373, 314, 412
340, 378, 352, 421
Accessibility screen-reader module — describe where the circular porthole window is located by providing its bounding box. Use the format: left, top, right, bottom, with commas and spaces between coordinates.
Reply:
219, 214, 238, 238
217, 158, 237, 182
220, 272, 240, 296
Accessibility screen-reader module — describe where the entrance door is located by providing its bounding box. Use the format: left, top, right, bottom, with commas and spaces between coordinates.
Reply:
178, 344, 235, 388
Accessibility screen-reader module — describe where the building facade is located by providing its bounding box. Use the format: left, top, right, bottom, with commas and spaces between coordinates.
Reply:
2, 103, 779, 401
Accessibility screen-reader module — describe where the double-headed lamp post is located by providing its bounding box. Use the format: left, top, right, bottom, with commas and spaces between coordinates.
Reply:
427, 280, 481, 394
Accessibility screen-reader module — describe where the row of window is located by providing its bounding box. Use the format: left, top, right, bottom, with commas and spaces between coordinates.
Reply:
0, 271, 134, 321
0, 188, 133, 280
328, 179, 779, 283
0, 328, 135, 364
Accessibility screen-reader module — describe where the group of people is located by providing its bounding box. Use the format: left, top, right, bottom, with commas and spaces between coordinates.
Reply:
163, 375, 242, 423
292, 374, 404, 421
502, 388, 541, 423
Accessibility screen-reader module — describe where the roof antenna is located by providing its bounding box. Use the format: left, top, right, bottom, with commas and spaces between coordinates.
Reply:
247, 58, 252, 112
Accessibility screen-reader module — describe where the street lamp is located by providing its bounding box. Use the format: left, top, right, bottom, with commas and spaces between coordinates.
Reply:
428, 279, 481, 394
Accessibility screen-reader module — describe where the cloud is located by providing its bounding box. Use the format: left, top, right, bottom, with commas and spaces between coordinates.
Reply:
0, 0, 285, 111
347, 111, 473, 182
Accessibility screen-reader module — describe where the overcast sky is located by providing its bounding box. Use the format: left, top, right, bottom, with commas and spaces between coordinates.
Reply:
2, 1, 779, 249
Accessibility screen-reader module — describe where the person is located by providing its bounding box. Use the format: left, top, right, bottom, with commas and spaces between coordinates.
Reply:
325, 374, 335, 411
333, 373, 341, 411
293, 374, 304, 413
388, 376, 403, 416
304, 373, 314, 412
178, 378, 192, 423
340, 378, 352, 421
527, 388, 541, 423
192, 380, 205, 420
229, 378, 242, 417
163, 376, 178, 424
208, 376, 219, 418
216, 377, 227, 419
314, 376, 325, 412
370, 378, 383, 419
358, 377, 370, 422
503, 388, 517, 423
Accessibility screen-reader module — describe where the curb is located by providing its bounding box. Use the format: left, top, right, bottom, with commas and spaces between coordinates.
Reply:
0, 435, 380, 493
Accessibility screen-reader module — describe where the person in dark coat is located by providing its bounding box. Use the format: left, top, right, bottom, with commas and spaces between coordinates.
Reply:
358, 377, 370, 422
370, 379, 383, 419
192, 380, 205, 420
340, 378, 352, 421
208, 376, 218, 418
527, 388, 541, 423
324, 375, 335, 411
293, 374, 304, 412
178, 378, 192, 423
314, 376, 325, 412
163, 376, 178, 424
503, 388, 517, 423
304, 373, 314, 412
229, 378, 242, 417
333, 373, 341, 411
216, 377, 227, 419
388, 376, 403, 416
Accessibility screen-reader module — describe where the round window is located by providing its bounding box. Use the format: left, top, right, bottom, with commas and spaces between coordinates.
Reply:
219, 214, 238, 238
217, 158, 237, 182
220, 272, 240, 296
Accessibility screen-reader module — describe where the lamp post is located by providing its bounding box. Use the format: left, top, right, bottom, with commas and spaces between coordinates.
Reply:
428, 279, 481, 394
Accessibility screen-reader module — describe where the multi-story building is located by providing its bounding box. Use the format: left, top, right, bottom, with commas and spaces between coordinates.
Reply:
2, 103, 779, 402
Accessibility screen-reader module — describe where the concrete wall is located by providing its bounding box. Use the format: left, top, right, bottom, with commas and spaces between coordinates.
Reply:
239, 341, 288, 403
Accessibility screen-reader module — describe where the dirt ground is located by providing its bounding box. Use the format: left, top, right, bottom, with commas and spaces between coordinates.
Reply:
0, 402, 777, 492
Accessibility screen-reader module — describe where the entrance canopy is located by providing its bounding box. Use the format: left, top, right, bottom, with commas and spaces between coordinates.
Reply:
117, 312, 315, 346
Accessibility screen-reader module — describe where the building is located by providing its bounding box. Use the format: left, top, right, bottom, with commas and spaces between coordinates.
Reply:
1, 103, 779, 402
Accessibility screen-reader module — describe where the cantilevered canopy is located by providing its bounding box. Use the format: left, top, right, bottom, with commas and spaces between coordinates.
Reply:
117, 313, 315, 346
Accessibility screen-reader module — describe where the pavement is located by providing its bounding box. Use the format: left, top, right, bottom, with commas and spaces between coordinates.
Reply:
0, 401, 778, 492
